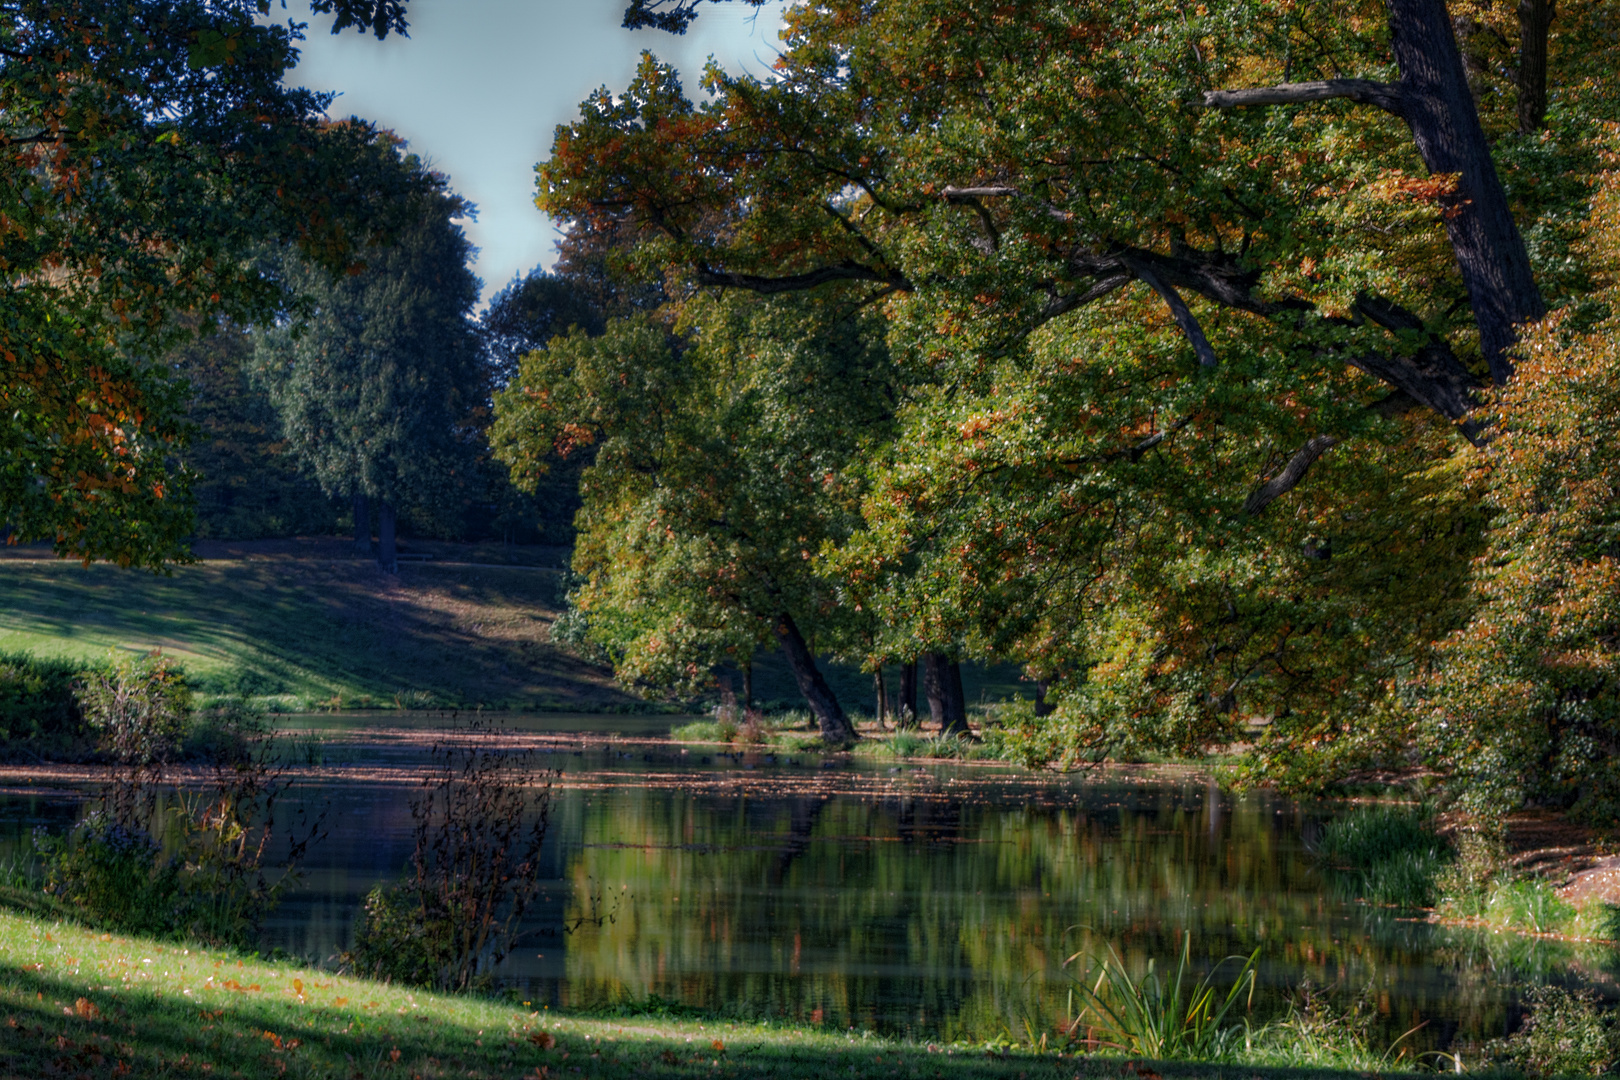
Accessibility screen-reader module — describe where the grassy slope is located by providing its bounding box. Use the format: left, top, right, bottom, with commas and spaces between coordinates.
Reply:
0, 549, 630, 712
0, 897, 1419, 1080
0, 541, 1031, 717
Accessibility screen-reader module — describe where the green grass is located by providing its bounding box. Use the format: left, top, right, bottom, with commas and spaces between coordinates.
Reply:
0, 552, 648, 713
0, 545, 1031, 717
1314, 805, 1453, 907
0, 894, 1441, 1080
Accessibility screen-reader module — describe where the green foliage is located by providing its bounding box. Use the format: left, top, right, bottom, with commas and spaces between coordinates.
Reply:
1240, 984, 1424, 1071
348, 718, 553, 991
493, 290, 895, 731
253, 145, 488, 532
37, 702, 320, 949
75, 652, 191, 767
1488, 986, 1620, 1078
1063, 933, 1257, 1060
1314, 805, 1453, 907
0, 651, 89, 755
1430, 150, 1620, 827
173, 326, 344, 541
535, 0, 1620, 808
0, 2, 428, 568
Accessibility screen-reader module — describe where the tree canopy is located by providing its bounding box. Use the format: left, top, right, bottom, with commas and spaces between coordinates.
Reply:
517, 0, 1620, 803
252, 148, 484, 570
0, 1, 421, 567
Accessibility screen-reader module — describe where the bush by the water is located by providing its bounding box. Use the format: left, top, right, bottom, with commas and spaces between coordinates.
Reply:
0, 650, 90, 755
348, 717, 554, 991
1488, 986, 1620, 1077
35, 703, 321, 948
1314, 804, 1453, 906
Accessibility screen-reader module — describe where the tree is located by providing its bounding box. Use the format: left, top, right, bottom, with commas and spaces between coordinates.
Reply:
493, 291, 897, 744
172, 325, 341, 540
1429, 149, 1620, 826
253, 150, 484, 572
0, 0, 423, 568
538, 0, 1619, 792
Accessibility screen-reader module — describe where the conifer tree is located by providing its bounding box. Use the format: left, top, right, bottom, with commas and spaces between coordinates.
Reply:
253, 150, 484, 571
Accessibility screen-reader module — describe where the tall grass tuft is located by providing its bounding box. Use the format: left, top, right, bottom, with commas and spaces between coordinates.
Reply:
1240, 982, 1426, 1070
1062, 931, 1257, 1059
1315, 804, 1452, 907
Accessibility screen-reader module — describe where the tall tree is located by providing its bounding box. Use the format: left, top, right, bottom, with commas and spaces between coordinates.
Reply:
0, 1, 421, 567
539, 0, 1618, 793
253, 148, 484, 572
493, 292, 896, 744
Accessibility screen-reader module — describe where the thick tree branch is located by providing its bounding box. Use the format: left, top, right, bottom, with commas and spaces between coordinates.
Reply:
1242, 435, 1338, 516
1129, 262, 1219, 369
1348, 293, 1485, 437
694, 261, 910, 294
1203, 79, 1406, 117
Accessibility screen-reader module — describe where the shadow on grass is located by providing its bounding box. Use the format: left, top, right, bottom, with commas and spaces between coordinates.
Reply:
0, 950, 1455, 1080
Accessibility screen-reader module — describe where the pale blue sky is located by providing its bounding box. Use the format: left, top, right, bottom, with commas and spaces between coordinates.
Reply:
282, 1, 787, 303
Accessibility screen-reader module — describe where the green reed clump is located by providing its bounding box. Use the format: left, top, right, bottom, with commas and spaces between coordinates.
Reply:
1315, 804, 1453, 907
1062, 931, 1257, 1060
1239, 982, 1424, 1071
1487, 986, 1620, 1077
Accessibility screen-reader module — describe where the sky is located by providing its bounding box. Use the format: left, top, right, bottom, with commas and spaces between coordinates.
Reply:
281, 0, 788, 304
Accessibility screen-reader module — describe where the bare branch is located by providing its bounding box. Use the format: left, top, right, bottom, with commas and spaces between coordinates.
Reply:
1130, 263, 1219, 369
1203, 79, 1405, 116
1242, 435, 1338, 515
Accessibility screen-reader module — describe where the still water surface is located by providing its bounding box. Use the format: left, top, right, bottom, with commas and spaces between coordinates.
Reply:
0, 714, 1604, 1049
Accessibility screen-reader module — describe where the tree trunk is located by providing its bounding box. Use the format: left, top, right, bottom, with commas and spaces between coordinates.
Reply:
378, 500, 398, 574
1387, 0, 1544, 384
773, 614, 857, 745
943, 660, 969, 737
1034, 679, 1056, 718
923, 653, 971, 737
352, 492, 371, 555
743, 660, 753, 711
1517, 0, 1555, 133
898, 660, 917, 728
873, 667, 889, 730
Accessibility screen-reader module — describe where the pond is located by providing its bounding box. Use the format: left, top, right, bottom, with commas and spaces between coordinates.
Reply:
0, 714, 1606, 1051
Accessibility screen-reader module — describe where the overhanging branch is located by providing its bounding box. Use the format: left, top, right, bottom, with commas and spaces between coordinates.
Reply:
1129, 262, 1219, 369
1203, 79, 1406, 117
694, 261, 911, 294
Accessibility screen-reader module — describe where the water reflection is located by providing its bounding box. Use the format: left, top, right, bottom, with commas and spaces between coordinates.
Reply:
0, 728, 1611, 1050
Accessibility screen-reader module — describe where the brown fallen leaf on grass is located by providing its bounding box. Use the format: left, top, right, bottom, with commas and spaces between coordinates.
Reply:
73, 997, 99, 1020
530, 1031, 557, 1050
712, 1040, 725, 1052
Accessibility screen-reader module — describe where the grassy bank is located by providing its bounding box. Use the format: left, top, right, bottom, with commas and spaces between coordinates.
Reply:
0, 897, 1434, 1080
0, 540, 1029, 718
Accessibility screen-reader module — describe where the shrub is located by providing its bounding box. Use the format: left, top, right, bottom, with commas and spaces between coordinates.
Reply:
1488, 986, 1620, 1078
36, 813, 186, 937
348, 717, 554, 991
36, 704, 321, 948
77, 651, 190, 766
1315, 804, 1453, 907
0, 651, 92, 755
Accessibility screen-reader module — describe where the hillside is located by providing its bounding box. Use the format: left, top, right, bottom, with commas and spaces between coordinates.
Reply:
0, 539, 1028, 715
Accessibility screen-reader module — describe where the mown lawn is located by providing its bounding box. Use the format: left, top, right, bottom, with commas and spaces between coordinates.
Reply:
0, 544, 1030, 718
0, 553, 630, 713
0, 894, 1425, 1080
